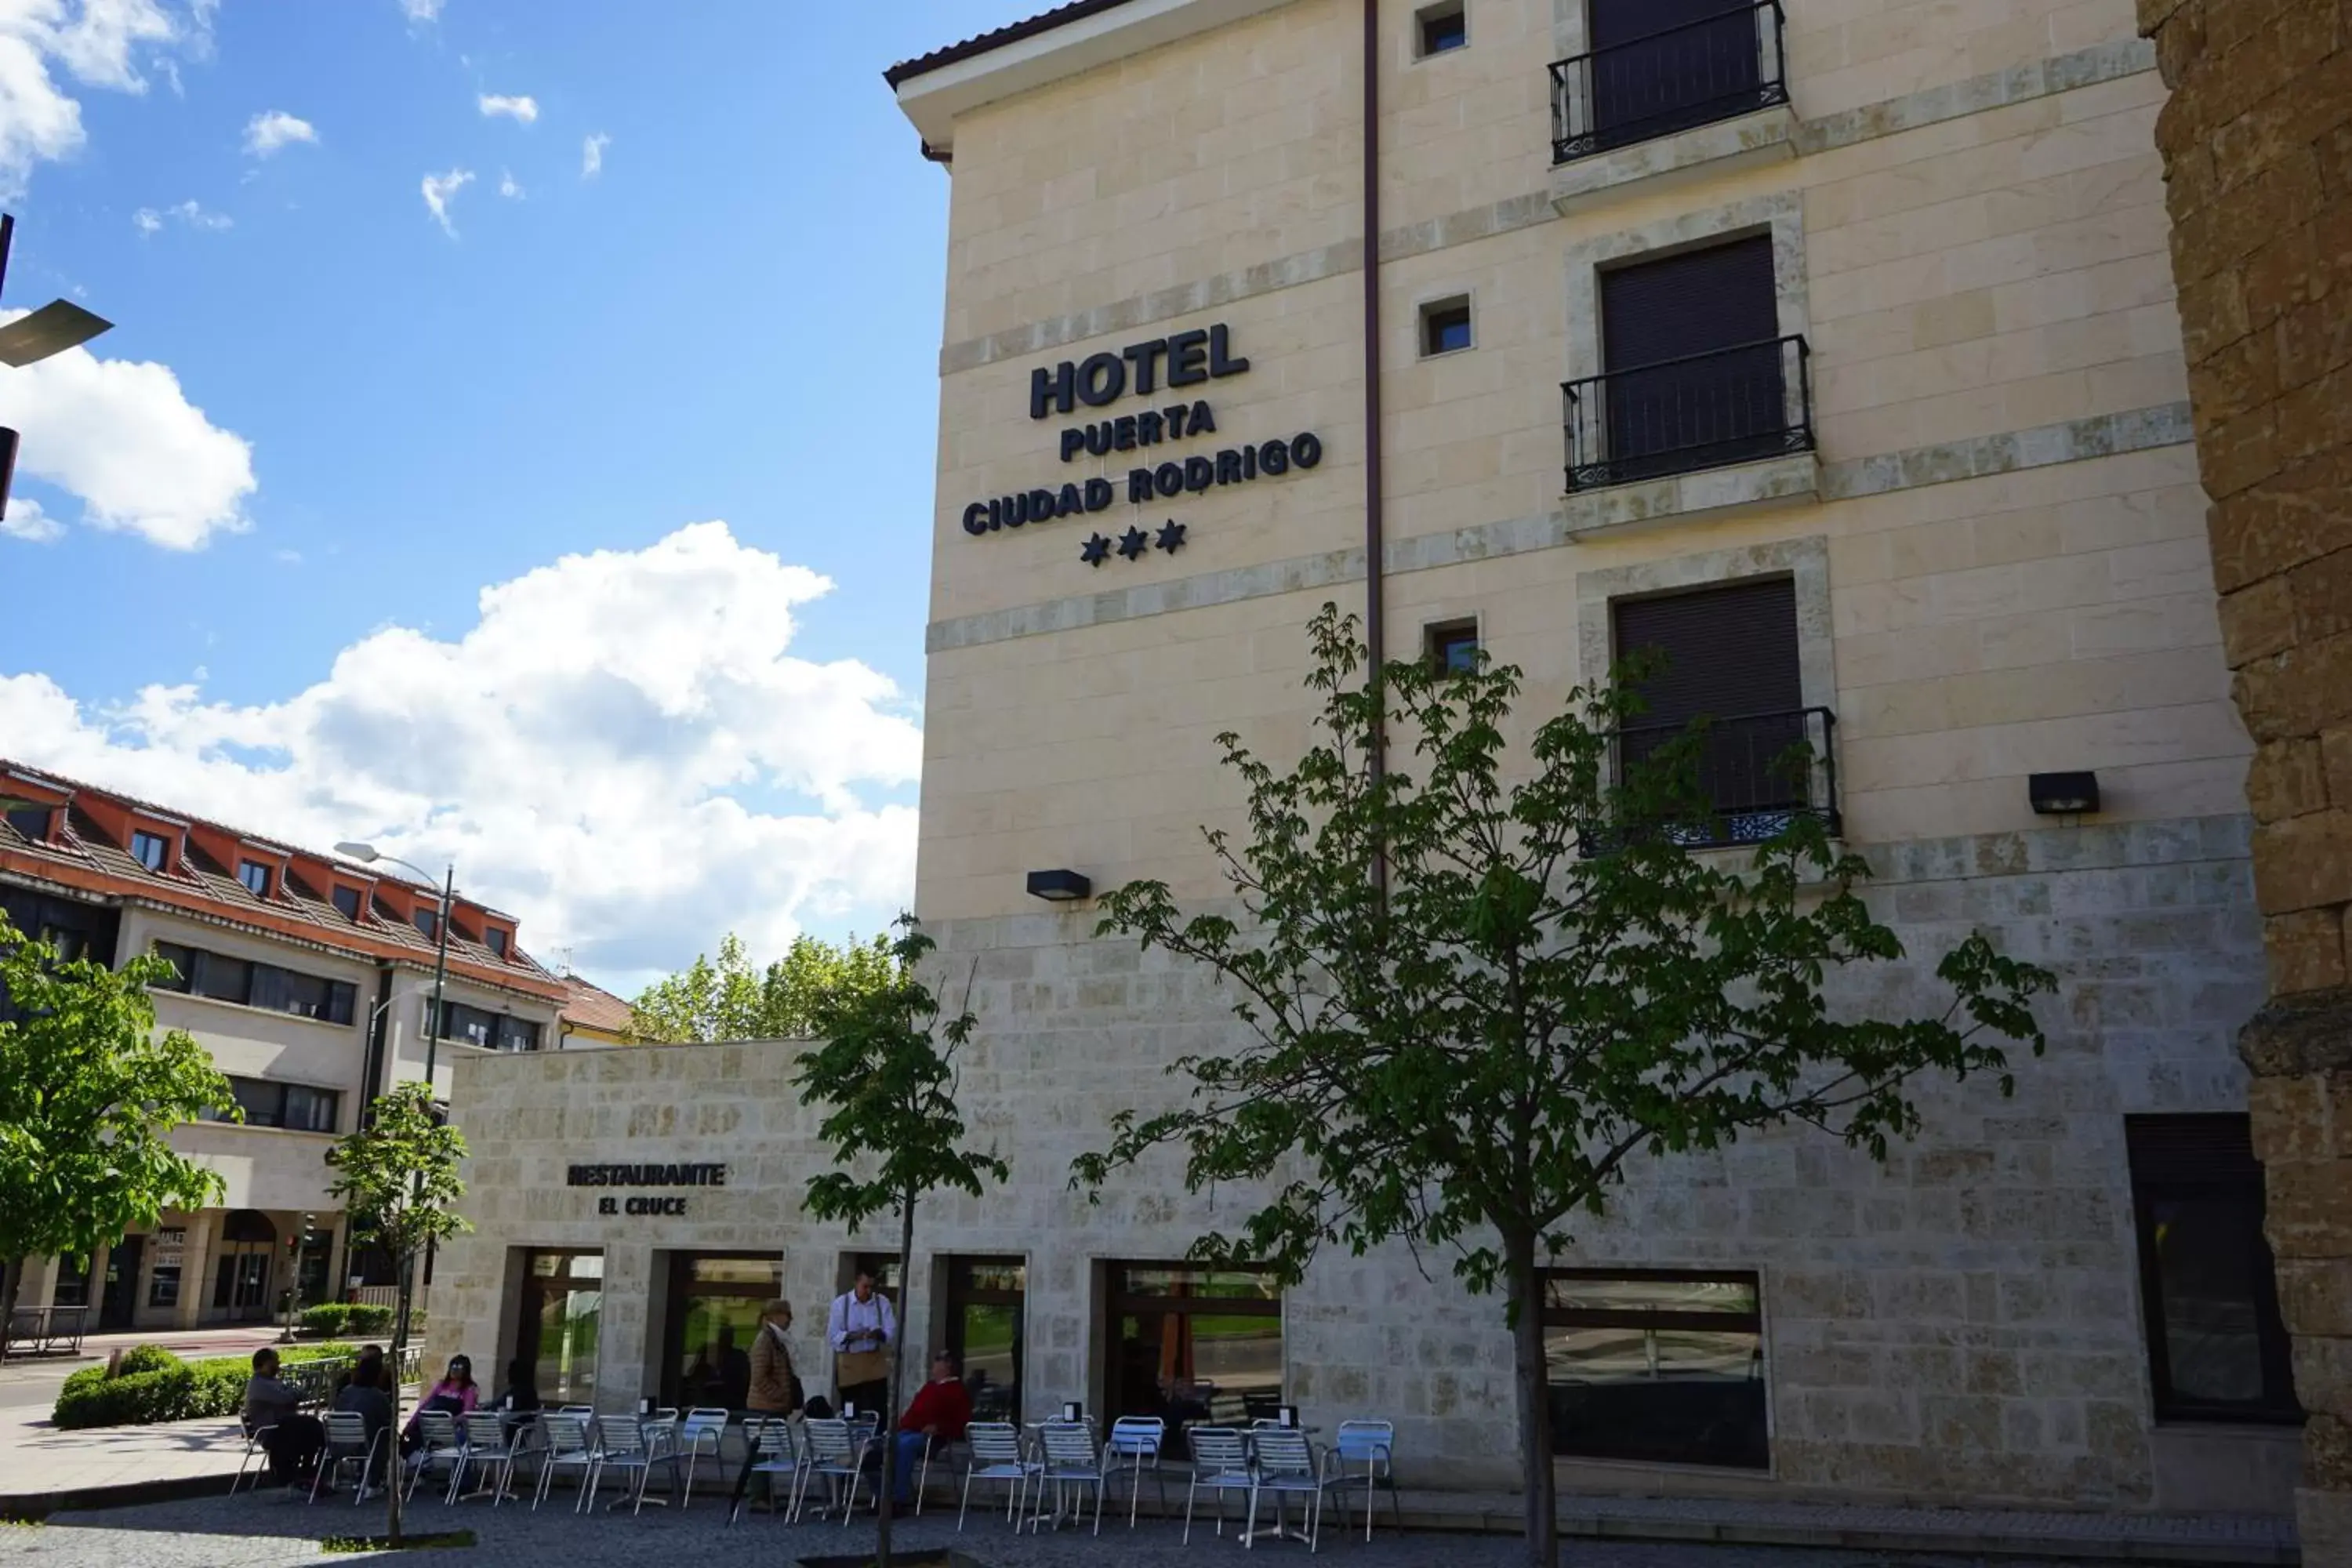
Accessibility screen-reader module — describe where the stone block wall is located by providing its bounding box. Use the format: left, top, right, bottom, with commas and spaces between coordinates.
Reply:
2136, 0, 2352, 1553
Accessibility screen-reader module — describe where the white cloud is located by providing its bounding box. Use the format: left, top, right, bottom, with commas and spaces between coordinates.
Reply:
399, 0, 441, 20
579, 130, 608, 178
131, 205, 160, 233
0, 521, 923, 988
477, 91, 535, 124
496, 167, 521, 200
420, 166, 472, 237
241, 108, 314, 156
0, 498, 64, 543
0, 308, 256, 549
131, 198, 229, 234
0, 0, 204, 199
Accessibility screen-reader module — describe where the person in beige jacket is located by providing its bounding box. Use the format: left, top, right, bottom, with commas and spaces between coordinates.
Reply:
746, 1298, 801, 1417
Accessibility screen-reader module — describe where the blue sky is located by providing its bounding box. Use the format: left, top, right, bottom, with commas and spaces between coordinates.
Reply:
0, 0, 1029, 991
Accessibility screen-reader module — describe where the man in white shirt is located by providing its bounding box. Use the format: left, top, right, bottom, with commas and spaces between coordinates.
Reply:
827, 1268, 897, 1415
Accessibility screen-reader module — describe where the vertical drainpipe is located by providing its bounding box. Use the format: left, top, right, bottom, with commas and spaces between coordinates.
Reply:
1363, 0, 1388, 889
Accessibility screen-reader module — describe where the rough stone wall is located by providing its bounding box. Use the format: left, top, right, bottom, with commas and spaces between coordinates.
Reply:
2135, 0, 2352, 1555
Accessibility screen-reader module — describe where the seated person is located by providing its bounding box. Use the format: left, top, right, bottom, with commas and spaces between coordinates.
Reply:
494, 1357, 541, 1413
245, 1348, 325, 1487
892, 1350, 973, 1508
401, 1354, 481, 1456
330, 1359, 394, 1494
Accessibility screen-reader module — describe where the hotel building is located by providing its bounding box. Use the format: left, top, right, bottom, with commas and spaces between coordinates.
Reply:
430, 0, 2304, 1522
0, 762, 565, 1333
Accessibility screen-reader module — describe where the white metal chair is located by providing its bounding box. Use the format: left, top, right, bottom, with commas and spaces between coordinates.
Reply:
728, 1416, 800, 1523
310, 1412, 385, 1505
1247, 1425, 1325, 1552
677, 1407, 731, 1508
1183, 1426, 1256, 1544
794, 1416, 871, 1524
232, 1418, 279, 1495
452, 1414, 524, 1506
1319, 1419, 1399, 1541
1105, 1415, 1167, 1527
1029, 1418, 1108, 1535
956, 1421, 1036, 1532
532, 1413, 596, 1512
404, 1411, 469, 1505
585, 1415, 679, 1515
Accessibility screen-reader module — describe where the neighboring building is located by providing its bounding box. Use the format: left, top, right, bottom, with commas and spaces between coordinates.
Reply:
433, 0, 2297, 1523
0, 761, 566, 1331
2136, 0, 2352, 1555
556, 975, 637, 1049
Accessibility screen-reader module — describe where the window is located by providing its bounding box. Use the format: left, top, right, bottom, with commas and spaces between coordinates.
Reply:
129, 831, 170, 872
945, 1256, 1027, 1423
1425, 618, 1481, 675
517, 1250, 604, 1407
1544, 1269, 1768, 1468
53, 1253, 91, 1308
147, 1265, 180, 1308
2127, 1115, 2300, 1424
494, 1014, 540, 1053
238, 860, 271, 897
332, 886, 362, 921
154, 942, 356, 1024
191, 951, 254, 1005
1105, 1264, 1281, 1438
1612, 577, 1817, 844
212, 1251, 270, 1312
661, 1254, 780, 1409
1419, 296, 1473, 356
1573, 0, 1775, 154
2, 804, 49, 842
200, 1075, 341, 1133
1415, 0, 1466, 56
486, 928, 508, 958
413, 907, 437, 940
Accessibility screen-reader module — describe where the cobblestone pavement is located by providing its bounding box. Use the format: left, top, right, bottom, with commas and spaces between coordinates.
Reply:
2, 1493, 2122, 1566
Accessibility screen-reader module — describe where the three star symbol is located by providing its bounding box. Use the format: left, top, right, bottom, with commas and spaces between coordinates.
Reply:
1080, 520, 1189, 567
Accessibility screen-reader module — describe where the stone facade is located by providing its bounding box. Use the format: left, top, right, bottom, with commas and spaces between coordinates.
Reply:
2135, 0, 2352, 1555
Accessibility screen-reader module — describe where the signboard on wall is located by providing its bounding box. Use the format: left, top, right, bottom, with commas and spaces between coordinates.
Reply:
567, 1160, 728, 1217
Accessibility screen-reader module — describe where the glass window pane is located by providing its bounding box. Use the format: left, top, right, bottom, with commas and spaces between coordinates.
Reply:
1546, 1274, 1759, 1318
231, 1077, 282, 1127
332, 886, 361, 920
2152, 1195, 2270, 1405
690, 1256, 779, 1286
521, 1250, 603, 1406
1548, 1323, 1768, 1468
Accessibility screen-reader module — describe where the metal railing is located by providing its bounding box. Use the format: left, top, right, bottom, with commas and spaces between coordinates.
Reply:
1581, 706, 1840, 855
1550, 0, 1791, 163
1563, 334, 1813, 492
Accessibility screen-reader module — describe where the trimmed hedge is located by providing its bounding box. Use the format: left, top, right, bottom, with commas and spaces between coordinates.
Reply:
299, 1303, 397, 1338
52, 1343, 358, 1430
113, 1345, 183, 1377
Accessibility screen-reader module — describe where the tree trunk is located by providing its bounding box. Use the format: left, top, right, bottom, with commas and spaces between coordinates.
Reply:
0, 1257, 24, 1365
1507, 1236, 1557, 1568
877, 1196, 915, 1568
386, 1258, 415, 1547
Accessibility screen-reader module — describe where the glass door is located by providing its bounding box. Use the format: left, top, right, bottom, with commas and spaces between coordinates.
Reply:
660, 1254, 779, 1410
517, 1250, 604, 1406
944, 1256, 1025, 1423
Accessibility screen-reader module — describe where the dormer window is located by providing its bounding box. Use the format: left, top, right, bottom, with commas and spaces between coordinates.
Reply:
332, 886, 362, 921
486, 929, 509, 959
413, 907, 437, 940
238, 860, 271, 897
5, 804, 51, 842
131, 830, 171, 871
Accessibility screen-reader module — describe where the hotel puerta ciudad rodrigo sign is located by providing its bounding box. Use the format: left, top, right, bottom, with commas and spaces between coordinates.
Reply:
958, 323, 1326, 566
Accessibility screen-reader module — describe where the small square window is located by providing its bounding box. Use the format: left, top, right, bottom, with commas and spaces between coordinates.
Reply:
1420, 296, 1472, 357
1426, 618, 1481, 675
1416, 0, 1467, 56
238, 860, 271, 897
130, 830, 170, 872
332, 885, 362, 921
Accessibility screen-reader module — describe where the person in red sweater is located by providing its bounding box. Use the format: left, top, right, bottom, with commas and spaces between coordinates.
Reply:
892, 1349, 974, 1507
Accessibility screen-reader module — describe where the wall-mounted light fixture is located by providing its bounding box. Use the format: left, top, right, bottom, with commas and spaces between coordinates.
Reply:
2028, 771, 2100, 815
1025, 869, 1092, 902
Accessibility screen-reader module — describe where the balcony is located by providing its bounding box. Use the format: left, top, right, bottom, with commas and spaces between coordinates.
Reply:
1550, 1, 1792, 165
1581, 706, 1841, 855
1563, 334, 1814, 494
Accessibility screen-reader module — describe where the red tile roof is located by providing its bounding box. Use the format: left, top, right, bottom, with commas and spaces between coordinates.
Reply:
884, 0, 1135, 87
560, 975, 637, 1036
0, 759, 566, 1004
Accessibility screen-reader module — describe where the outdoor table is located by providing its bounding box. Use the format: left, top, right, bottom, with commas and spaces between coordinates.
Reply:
1236, 1426, 1323, 1548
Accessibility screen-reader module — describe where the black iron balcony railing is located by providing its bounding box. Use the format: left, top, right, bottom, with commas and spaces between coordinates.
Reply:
1563, 334, 1813, 492
1581, 706, 1840, 855
1549, 0, 1791, 164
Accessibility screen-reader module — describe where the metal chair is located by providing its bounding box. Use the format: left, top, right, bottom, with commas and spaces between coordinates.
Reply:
584, 1415, 678, 1515
1105, 1415, 1168, 1528
531, 1413, 596, 1512
452, 1413, 524, 1506
1029, 1419, 1108, 1535
956, 1421, 1036, 1533
1246, 1425, 1325, 1552
1183, 1426, 1255, 1544
232, 1419, 279, 1495
404, 1411, 469, 1505
677, 1406, 731, 1508
728, 1416, 800, 1523
1319, 1419, 1399, 1541
794, 1416, 871, 1524
310, 1412, 385, 1505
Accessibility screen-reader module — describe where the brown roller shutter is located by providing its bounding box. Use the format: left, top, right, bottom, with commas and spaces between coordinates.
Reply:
1613, 578, 1804, 816
1588, 0, 1762, 147
1599, 236, 1783, 481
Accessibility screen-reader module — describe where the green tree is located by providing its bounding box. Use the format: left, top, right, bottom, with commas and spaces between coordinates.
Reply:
1073, 605, 2054, 1567
796, 918, 1007, 1568
325, 1081, 468, 1546
630, 931, 898, 1043
0, 920, 232, 1363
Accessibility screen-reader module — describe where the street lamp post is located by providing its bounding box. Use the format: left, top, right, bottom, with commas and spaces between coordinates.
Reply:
0, 212, 117, 521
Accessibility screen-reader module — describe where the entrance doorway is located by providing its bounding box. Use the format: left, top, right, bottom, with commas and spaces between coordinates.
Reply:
99, 1237, 143, 1330
209, 1210, 277, 1323
659, 1254, 780, 1410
